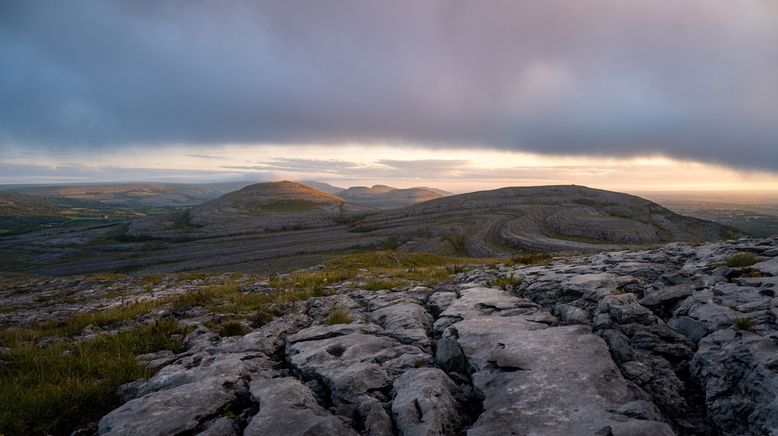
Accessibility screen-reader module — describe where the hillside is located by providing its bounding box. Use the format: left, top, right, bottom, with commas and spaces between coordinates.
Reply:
335, 185, 449, 209
1, 184, 740, 275
300, 180, 346, 194
191, 181, 369, 223
8, 183, 226, 207
357, 185, 740, 256
128, 181, 375, 239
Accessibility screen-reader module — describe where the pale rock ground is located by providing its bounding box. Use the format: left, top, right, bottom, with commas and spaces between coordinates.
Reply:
11, 237, 778, 435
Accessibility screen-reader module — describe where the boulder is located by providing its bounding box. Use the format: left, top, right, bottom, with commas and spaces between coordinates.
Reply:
392, 368, 462, 436
244, 377, 357, 436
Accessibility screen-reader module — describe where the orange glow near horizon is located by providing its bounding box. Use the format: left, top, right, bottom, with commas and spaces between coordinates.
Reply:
5, 143, 778, 195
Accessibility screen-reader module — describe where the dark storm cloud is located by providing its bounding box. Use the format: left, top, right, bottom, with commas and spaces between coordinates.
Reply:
1, 1, 777, 169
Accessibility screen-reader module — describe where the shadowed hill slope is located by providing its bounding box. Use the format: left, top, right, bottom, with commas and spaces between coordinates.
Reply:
356, 185, 740, 256
300, 181, 346, 194
0, 192, 69, 216
335, 185, 449, 209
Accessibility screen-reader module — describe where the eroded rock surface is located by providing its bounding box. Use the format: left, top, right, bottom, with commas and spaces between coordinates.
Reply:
89, 237, 778, 435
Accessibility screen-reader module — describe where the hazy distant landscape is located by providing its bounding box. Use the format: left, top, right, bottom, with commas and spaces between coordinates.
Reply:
0, 181, 740, 276
641, 191, 778, 237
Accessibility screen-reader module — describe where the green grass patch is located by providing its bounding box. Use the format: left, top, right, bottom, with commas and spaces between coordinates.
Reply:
725, 252, 759, 268
37, 300, 159, 337
507, 252, 553, 266
0, 320, 186, 435
363, 278, 406, 291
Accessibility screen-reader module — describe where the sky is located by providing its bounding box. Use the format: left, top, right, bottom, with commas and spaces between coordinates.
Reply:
1, 1, 777, 192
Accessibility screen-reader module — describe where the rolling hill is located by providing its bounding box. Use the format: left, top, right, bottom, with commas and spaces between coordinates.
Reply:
334, 185, 450, 209
355, 185, 740, 256
127, 181, 374, 239
0, 184, 740, 274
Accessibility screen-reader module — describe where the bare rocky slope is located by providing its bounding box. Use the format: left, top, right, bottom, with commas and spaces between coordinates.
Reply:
335, 185, 450, 210
95, 238, 778, 435
5, 237, 777, 435
359, 185, 739, 256
0, 184, 739, 275
127, 181, 375, 240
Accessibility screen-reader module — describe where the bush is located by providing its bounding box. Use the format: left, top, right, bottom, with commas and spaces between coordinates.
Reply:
251, 310, 275, 328
733, 317, 754, 331
726, 252, 758, 268
326, 308, 352, 325
217, 321, 249, 337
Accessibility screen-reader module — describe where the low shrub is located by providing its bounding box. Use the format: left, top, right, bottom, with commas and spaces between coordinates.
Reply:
507, 252, 553, 266
217, 320, 249, 337
726, 252, 758, 268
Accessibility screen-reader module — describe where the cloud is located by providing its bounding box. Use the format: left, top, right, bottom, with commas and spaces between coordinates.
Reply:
0, 162, 253, 184
1, 1, 777, 170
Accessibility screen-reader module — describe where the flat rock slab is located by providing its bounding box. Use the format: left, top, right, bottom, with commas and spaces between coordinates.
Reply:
245, 377, 357, 436
98, 380, 234, 436
392, 368, 463, 436
753, 258, 778, 276
287, 332, 431, 405
369, 301, 433, 349
455, 319, 674, 436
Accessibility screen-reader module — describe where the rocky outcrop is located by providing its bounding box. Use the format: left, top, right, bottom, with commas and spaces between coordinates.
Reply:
90, 236, 778, 435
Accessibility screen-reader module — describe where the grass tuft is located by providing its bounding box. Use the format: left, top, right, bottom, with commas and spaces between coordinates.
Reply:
325, 308, 352, 325
217, 320, 249, 337
494, 275, 524, 291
